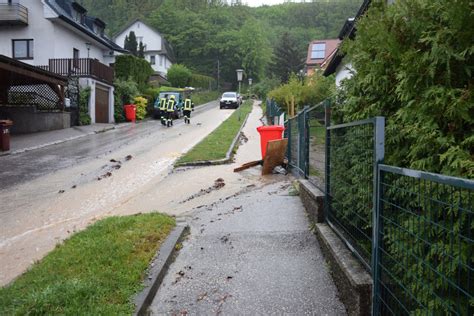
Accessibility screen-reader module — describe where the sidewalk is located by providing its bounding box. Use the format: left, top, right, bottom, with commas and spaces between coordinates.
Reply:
149, 179, 346, 315
2, 123, 131, 156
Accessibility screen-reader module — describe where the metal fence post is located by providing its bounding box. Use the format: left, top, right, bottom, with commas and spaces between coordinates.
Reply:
287, 118, 291, 166
371, 116, 385, 316
304, 105, 310, 178
324, 99, 331, 220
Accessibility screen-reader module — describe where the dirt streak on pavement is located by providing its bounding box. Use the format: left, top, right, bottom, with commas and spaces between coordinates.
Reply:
0, 103, 239, 286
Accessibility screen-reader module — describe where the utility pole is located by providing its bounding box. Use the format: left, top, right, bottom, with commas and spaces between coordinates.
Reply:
217, 58, 220, 91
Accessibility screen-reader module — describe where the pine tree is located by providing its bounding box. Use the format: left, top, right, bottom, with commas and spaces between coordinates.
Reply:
124, 31, 138, 56
138, 41, 145, 58
270, 32, 304, 83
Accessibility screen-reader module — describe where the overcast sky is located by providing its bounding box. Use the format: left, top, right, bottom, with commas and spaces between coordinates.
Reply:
245, 0, 287, 7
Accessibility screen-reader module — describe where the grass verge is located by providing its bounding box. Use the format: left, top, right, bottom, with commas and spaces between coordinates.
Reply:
0, 213, 176, 315
177, 100, 253, 164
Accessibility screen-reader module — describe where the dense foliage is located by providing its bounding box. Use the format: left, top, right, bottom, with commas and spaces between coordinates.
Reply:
78, 87, 91, 125
133, 96, 148, 120
114, 78, 140, 122
330, 1, 474, 314
80, 0, 362, 87
167, 64, 192, 88
268, 72, 335, 115
338, 0, 473, 178
114, 55, 154, 91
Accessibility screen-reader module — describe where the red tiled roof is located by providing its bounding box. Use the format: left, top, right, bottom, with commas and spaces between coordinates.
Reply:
305, 39, 341, 67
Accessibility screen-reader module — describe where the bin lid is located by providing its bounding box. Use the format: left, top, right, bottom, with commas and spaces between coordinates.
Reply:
256, 125, 285, 132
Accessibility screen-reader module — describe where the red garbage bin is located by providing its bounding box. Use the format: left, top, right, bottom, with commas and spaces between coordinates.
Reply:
124, 104, 136, 122
0, 120, 13, 151
257, 125, 285, 159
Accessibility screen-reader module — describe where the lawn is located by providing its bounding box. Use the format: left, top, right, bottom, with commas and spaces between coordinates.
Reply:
0, 213, 175, 315
177, 100, 253, 164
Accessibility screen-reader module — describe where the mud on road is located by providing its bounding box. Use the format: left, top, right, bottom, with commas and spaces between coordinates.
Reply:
0, 101, 275, 286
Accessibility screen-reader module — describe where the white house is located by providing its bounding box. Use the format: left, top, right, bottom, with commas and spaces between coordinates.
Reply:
113, 19, 175, 79
0, 0, 126, 124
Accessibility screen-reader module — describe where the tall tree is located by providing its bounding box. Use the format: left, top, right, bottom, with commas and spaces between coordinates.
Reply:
270, 32, 304, 83
124, 31, 138, 56
138, 41, 145, 58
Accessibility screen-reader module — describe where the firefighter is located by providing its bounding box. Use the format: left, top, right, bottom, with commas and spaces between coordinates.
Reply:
159, 95, 167, 125
183, 96, 194, 124
166, 95, 176, 127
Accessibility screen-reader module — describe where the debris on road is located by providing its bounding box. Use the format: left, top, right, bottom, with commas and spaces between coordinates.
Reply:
125, 155, 133, 161
180, 178, 226, 203
233, 160, 262, 172
273, 165, 287, 175
262, 138, 288, 175
58, 190, 65, 194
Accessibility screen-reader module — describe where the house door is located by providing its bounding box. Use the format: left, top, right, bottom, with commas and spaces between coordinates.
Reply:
95, 85, 109, 123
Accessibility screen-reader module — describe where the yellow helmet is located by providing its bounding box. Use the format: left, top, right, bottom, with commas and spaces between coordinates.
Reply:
170, 95, 176, 99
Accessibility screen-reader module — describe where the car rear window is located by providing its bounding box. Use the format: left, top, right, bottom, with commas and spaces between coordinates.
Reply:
223, 93, 236, 98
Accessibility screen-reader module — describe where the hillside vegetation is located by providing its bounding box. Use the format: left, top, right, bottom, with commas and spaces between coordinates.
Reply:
79, 0, 362, 85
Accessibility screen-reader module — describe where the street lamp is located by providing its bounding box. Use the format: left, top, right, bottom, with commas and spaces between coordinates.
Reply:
248, 78, 252, 99
236, 69, 243, 121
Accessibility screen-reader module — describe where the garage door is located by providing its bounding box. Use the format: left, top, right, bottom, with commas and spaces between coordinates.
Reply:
95, 85, 109, 123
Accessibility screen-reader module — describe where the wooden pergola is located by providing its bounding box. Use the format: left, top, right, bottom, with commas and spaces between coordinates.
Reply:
0, 55, 67, 111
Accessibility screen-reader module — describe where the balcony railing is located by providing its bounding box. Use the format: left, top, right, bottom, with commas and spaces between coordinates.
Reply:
40, 58, 114, 85
0, 3, 28, 26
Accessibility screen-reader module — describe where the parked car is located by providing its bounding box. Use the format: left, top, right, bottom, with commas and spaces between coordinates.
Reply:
153, 91, 184, 119
220, 92, 239, 109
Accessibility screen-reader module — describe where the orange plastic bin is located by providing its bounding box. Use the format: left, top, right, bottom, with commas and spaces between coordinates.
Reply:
124, 104, 136, 122
257, 125, 285, 159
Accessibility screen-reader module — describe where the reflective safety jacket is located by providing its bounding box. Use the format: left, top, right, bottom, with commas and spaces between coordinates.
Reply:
159, 98, 167, 110
166, 99, 175, 112
184, 98, 193, 111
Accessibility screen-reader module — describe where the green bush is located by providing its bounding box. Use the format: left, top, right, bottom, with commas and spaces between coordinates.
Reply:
114, 78, 139, 123
268, 72, 335, 114
191, 90, 220, 105
114, 55, 154, 91
189, 73, 216, 90
133, 96, 147, 120
167, 64, 192, 88
78, 87, 91, 126
251, 77, 280, 100
332, 0, 474, 313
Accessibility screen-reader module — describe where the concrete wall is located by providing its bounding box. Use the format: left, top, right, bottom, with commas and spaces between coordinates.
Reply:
1, 106, 70, 134
298, 179, 373, 315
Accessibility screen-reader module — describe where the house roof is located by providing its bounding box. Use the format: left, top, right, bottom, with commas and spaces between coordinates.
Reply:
44, 0, 127, 53
305, 39, 340, 67
323, 0, 371, 76
113, 19, 175, 62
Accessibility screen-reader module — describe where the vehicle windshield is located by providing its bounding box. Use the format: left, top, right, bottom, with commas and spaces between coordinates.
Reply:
222, 92, 236, 98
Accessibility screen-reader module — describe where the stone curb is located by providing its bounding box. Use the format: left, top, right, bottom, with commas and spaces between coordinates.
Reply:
134, 223, 189, 316
174, 111, 250, 167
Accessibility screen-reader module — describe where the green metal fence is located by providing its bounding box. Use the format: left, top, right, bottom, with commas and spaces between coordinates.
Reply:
307, 101, 328, 192
268, 97, 474, 315
266, 99, 283, 125
374, 165, 474, 315
325, 117, 385, 271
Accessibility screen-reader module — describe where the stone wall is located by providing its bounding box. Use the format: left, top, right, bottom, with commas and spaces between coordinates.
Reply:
1, 106, 70, 134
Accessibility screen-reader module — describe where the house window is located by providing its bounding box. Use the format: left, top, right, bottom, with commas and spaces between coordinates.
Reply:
311, 43, 326, 59
159, 55, 163, 66
150, 55, 155, 65
12, 39, 34, 59
73, 48, 79, 67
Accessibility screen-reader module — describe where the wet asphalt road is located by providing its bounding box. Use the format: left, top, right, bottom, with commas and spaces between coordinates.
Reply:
0, 101, 217, 191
